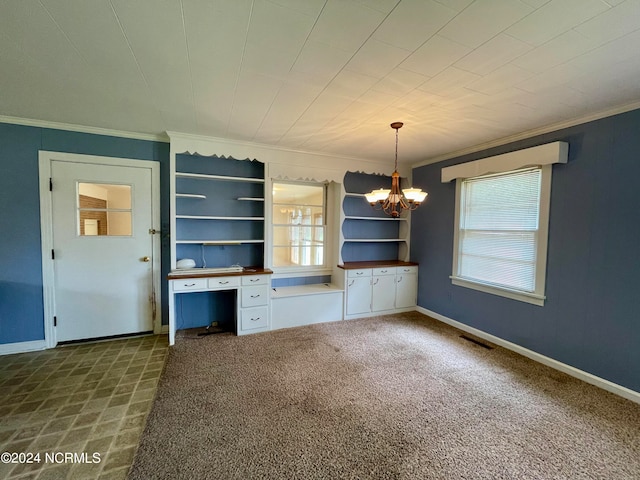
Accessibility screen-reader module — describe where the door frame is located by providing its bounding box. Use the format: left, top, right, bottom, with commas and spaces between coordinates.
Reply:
39, 151, 161, 348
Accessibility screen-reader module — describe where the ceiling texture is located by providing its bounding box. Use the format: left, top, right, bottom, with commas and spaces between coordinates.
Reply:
1, 0, 639, 165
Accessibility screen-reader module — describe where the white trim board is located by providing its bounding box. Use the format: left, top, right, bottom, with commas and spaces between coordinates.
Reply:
0, 340, 47, 356
440, 142, 567, 183
416, 306, 640, 405
0, 115, 167, 143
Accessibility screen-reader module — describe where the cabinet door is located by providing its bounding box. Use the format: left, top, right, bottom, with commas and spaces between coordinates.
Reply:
346, 277, 372, 315
372, 275, 396, 311
395, 273, 417, 308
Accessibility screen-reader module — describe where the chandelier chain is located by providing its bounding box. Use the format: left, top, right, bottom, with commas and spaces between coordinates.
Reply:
394, 127, 399, 172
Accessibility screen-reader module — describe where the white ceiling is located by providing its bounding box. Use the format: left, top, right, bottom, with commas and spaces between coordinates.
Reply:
1, 0, 639, 165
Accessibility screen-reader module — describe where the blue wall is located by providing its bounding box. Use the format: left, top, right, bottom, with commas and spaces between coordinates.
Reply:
411, 108, 640, 393
0, 123, 170, 345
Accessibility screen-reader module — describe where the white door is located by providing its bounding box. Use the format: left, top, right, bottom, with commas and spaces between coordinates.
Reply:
51, 160, 155, 342
346, 277, 372, 315
395, 273, 417, 309
372, 274, 396, 312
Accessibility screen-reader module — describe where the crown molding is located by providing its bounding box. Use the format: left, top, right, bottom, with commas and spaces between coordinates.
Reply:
167, 131, 396, 176
0, 115, 169, 143
166, 130, 384, 167
412, 100, 640, 169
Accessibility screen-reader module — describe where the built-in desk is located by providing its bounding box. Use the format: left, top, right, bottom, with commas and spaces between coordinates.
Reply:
167, 268, 272, 345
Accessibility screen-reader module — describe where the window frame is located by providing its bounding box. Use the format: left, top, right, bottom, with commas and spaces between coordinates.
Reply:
450, 165, 552, 306
270, 180, 329, 275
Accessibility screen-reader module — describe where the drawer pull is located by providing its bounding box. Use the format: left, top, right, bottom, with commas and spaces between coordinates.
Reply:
249, 278, 259, 282
250, 294, 260, 298
218, 281, 229, 285
184, 283, 196, 287
250, 317, 261, 322
355, 272, 363, 276
380, 269, 388, 273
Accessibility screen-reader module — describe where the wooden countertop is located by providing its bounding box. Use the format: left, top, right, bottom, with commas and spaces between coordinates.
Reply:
168, 267, 272, 280
338, 260, 418, 270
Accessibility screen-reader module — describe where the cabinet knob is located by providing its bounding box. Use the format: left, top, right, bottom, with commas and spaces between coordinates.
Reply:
142, 256, 151, 262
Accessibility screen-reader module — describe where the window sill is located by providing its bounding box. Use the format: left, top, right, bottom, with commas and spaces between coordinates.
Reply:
450, 276, 545, 307
272, 268, 333, 279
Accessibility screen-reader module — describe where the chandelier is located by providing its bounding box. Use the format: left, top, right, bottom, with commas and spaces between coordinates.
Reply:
365, 122, 427, 217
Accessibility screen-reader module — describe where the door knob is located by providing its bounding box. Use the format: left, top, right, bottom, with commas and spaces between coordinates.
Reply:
142, 256, 151, 262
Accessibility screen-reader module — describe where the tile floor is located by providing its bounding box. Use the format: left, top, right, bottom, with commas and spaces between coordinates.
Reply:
0, 334, 168, 480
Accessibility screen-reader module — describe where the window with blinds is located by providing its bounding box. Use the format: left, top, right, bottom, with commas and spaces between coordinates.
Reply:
452, 166, 550, 306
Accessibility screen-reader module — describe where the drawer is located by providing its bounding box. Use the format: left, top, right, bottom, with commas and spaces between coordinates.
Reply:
373, 267, 395, 276
240, 306, 269, 331
396, 266, 418, 274
241, 285, 269, 307
241, 274, 270, 286
207, 276, 240, 289
172, 278, 207, 291
347, 269, 372, 278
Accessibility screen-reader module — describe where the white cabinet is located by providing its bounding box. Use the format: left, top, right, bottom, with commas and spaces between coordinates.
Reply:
371, 268, 396, 312
395, 266, 418, 309
346, 270, 372, 315
341, 263, 418, 319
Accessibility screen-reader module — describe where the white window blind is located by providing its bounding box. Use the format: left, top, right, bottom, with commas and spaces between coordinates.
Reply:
457, 167, 542, 293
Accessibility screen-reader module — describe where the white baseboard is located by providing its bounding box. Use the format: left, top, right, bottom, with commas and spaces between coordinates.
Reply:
0, 340, 47, 356
416, 306, 640, 405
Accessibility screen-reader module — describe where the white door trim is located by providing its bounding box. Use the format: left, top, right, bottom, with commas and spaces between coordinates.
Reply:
39, 151, 161, 348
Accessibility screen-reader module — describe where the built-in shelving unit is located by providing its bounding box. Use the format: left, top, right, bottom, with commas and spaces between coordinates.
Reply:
340, 171, 411, 264
172, 153, 265, 269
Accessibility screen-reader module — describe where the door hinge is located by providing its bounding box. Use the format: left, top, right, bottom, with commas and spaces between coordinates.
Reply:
53, 316, 57, 327
49, 178, 53, 191
51, 249, 55, 260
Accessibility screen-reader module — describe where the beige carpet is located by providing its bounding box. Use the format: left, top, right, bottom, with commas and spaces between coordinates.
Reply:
129, 312, 640, 479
